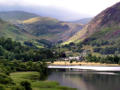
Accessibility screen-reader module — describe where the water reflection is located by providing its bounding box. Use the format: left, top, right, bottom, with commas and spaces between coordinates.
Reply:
47, 71, 120, 90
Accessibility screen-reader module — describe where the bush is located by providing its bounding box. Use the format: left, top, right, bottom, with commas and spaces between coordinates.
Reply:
70, 60, 73, 64
118, 60, 120, 65
20, 81, 32, 90
0, 84, 5, 90
0, 73, 14, 85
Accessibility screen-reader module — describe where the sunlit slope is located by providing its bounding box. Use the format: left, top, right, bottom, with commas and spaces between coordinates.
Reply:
0, 19, 37, 42
20, 17, 83, 42
0, 11, 38, 23
64, 25, 88, 44
0, 11, 83, 43
22, 17, 59, 24
66, 2, 120, 44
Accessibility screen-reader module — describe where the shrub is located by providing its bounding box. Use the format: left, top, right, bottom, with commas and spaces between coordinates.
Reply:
0, 84, 5, 90
0, 73, 14, 85
20, 81, 32, 90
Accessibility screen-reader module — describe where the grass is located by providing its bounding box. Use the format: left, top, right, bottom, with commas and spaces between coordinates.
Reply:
23, 17, 58, 24
10, 72, 76, 90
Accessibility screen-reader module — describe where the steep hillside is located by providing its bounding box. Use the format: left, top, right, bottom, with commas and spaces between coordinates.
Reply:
0, 11, 83, 43
0, 18, 35, 41
67, 2, 120, 44
0, 18, 52, 48
0, 11, 39, 23
18, 17, 83, 42
63, 2, 120, 55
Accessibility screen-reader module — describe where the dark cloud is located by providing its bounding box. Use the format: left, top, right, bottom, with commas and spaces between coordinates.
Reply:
0, 5, 90, 21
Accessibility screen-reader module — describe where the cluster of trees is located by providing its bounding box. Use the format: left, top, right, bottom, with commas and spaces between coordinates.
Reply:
0, 79, 32, 90
79, 36, 115, 46
82, 39, 113, 47
81, 39, 120, 55
61, 42, 82, 53
0, 37, 58, 62
62, 42, 77, 50
93, 46, 120, 55
0, 37, 55, 90
0, 59, 49, 75
0, 60, 50, 90
86, 54, 120, 64
36, 39, 53, 48
69, 39, 120, 55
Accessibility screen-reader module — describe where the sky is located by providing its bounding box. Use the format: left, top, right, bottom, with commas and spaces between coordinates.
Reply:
0, 0, 120, 21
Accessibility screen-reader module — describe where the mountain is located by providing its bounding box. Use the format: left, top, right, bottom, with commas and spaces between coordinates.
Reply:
71, 18, 92, 24
0, 11, 39, 23
0, 18, 33, 41
18, 17, 83, 42
0, 17, 54, 48
0, 11, 83, 43
67, 2, 120, 44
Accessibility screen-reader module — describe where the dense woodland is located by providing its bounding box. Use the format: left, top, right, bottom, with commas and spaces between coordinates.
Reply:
86, 54, 120, 64
0, 37, 58, 62
0, 37, 55, 90
80, 38, 120, 55
0, 59, 50, 90
63, 39, 120, 55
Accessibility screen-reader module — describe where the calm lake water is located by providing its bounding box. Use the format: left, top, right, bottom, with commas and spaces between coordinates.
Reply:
47, 71, 120, 90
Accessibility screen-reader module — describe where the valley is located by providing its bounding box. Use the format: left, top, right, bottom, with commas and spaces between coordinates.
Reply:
0, 1, 120, 90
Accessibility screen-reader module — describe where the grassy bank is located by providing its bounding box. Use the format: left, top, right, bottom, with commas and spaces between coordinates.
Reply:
49, 61, 120, 66
10, 72, 76, 90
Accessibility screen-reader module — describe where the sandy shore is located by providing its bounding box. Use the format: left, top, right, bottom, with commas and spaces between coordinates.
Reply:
48, 61, 120, 66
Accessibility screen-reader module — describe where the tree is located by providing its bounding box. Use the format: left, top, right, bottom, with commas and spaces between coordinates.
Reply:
20, 81, 32, 90
0, 84, 5, 90
0, 73, 13, 85
36, 62, 49, 80
70, 60, 73, 65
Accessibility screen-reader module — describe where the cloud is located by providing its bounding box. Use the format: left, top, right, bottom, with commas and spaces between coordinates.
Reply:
0, 0, 119, 21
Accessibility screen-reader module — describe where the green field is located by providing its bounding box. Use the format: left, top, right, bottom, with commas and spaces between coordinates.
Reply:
10, 72, 76, 90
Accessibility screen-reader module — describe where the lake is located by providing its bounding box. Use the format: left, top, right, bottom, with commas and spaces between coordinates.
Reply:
47, 71, 120, 90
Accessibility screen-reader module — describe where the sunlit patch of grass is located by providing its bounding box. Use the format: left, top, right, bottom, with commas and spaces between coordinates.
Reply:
10, 72, 76, 90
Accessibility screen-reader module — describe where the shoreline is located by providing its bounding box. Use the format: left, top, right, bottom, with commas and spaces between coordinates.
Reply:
48, 61, 120, 66
11, 72, 76, 90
